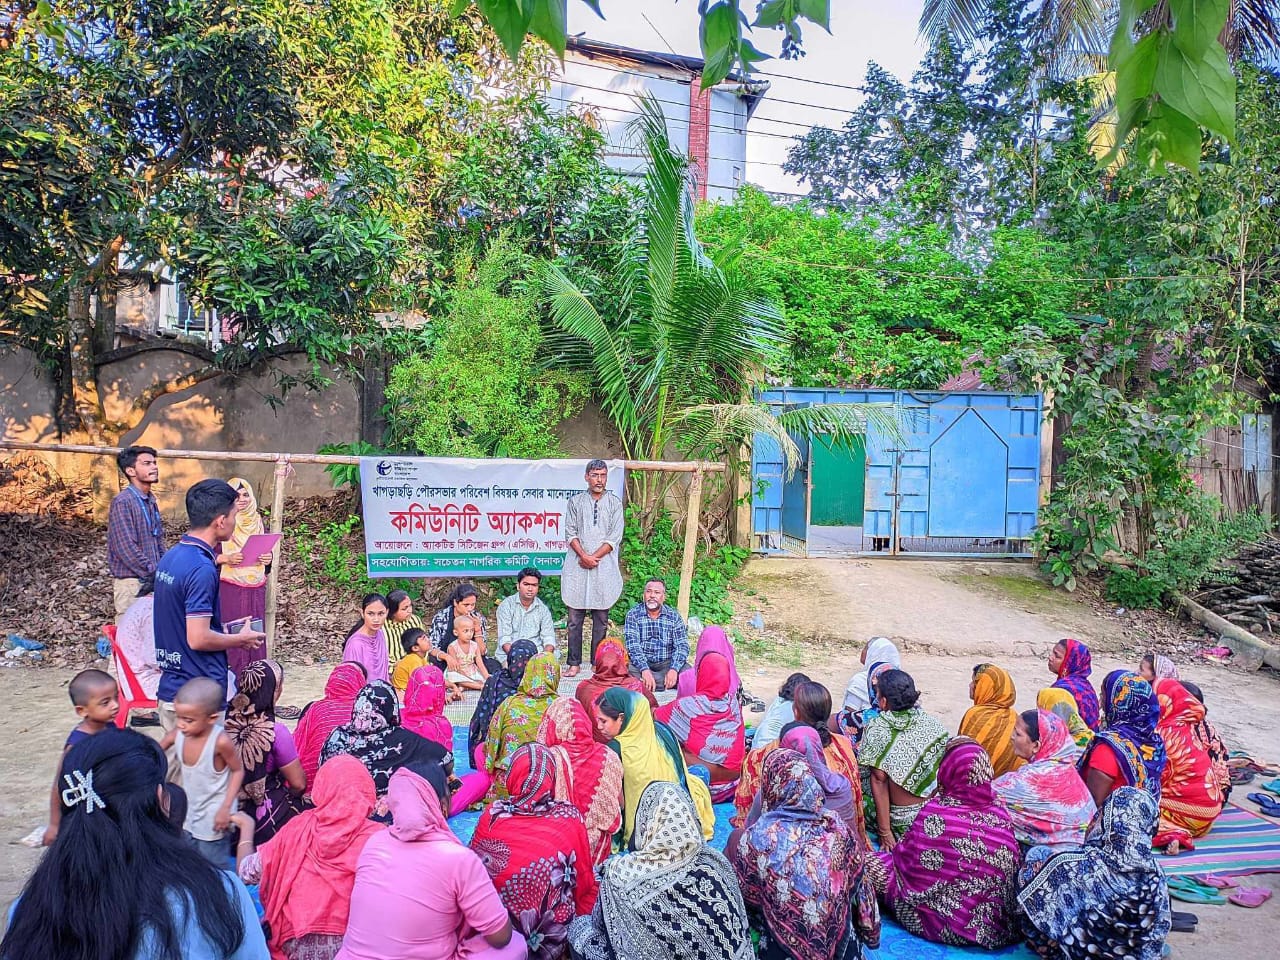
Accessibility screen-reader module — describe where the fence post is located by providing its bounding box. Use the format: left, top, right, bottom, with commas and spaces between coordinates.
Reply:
676, 468, 704, 619
264, 455, 289, 655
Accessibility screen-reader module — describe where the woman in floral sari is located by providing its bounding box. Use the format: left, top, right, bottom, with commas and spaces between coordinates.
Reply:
226, 659, 309, 844
730, 749, 880, 960
470, 639, 537, 761
858, 670, 948, 842
573, 640, 656, 742
470, 743, 598, 960
1152, 678, 1224, 853
867, 738, 1020, 948
485, 651, 561, 801
958, 664, 1022, 777
1078, 671, 1167, 808
992, 709, 1095, 851
1048, 639, 1100, 731
538, 698, 623, 865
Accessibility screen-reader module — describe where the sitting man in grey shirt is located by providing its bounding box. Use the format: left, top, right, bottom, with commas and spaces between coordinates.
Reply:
496, 566, 556, 662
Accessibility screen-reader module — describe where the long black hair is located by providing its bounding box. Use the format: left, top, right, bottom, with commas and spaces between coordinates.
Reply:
792, 680, 835, 747
2, 729, 246, 960
346, 592, 388, 639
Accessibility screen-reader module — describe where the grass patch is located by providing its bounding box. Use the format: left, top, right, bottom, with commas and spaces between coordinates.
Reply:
949, 572, 1078, 611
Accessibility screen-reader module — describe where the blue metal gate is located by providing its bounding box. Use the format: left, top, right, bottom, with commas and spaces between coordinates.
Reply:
751, 389, 1042, 557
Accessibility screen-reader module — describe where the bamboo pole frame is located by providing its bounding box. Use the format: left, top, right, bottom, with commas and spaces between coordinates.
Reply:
1, 440, 725, 636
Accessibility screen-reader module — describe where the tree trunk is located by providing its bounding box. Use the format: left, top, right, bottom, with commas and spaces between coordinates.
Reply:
67, 282, 106, 444
359, 349, 388, 446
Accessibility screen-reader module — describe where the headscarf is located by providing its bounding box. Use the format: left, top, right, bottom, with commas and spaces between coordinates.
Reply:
321, 680, 450, 797
294, 664, 364, 788
601, 687, 715, 844
779, 724, 857, 829
843, 636, 901, 712
484, 650, 561, 797
958, 664, 1023, 777
538, 697, 624, 865
470, 745, 598, 958
873, 738, 1021, 949
1080, 671, 1167, 799
386, 764, 454, 843
226, 658, 281, 808
1152, 654, 1180, 680
1019, 788, 1171, 960
257, 755, 381, 954
655, 652, 745, 771
574, 639, 654, 741
577, 782, 753, 960
676, 625, 741, 698
1052, 638, 1101, 731
732, 749, 875, 960
1036, 687, 1093, 752
401, 664, 452, 750
992, 709, 1096, 850
1152, 678, 1223, 847
468, 638, 535, 758
221, 476, 267, 588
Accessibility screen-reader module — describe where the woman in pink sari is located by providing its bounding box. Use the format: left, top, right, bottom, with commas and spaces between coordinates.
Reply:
657, 652, 745, 797
866, 738, 1021, 948
676, 625, 742, 699
402, 665, 453, 749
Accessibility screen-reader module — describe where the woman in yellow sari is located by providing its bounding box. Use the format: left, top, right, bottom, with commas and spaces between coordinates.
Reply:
1037, 687, 1093, 753
483, 651, 561, 802
218, 477, 276, 675
595, 687, 715, 847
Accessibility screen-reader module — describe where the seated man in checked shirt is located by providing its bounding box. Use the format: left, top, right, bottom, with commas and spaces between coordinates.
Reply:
622, 578, 688, 694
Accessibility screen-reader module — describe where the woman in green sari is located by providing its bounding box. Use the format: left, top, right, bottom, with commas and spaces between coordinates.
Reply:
857, 669, 949, 846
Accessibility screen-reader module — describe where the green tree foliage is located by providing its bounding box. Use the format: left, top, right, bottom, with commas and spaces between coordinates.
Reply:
696, 187, 1078, 388
386, 238, 587, 458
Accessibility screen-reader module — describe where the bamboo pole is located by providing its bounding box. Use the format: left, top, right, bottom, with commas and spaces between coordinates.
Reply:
263, 455, 289, 656
676, 469, 705, 619
0, 440, 724, 473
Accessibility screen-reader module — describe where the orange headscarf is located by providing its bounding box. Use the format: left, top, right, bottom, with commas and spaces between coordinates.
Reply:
959, 664, 1024, 777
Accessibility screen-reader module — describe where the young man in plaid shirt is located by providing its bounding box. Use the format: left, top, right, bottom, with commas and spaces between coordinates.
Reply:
106, 445, 164, 617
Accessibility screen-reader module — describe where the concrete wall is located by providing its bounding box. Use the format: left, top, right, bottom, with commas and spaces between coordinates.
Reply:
1, 344, 360, 516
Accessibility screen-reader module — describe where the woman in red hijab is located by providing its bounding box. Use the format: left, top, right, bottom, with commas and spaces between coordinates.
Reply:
294, 663, 367, 787
538, 697, 624, 864
655, 652, 746, 788
574, 639, 656, 743
469, 743, 599, 960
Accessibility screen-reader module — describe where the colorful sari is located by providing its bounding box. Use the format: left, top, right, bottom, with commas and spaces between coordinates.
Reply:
1019, 788, 1170, 960
226, 659, 309, 843
321, 680, 450, 797
484, 650, 561, 800
958, 664, 1023, 777
294, 663, 365, 788
731, 749, 880, 960
779, 724, 859, 832
1051, 639, 1100, 731
470, 743, 598, 960
869, 738, 1020, 948
1152, 654, 1180, 680
676, 625, 742, 699
574, 639, 656, 742
655, 652, 745, 772
732, 730, 864, 832
537, 697, 623, 865
568, 782, 752, 960
1079, 671, 1167, 800
468, 638, 536, 759
401, 664, 452, 750
858, 705, 949, 838
1036, 687, 1092, 753
992, 710, 1096, 851
1153, 678, 1223, 848
256, 755, 381, 960
600, 687, 715, 845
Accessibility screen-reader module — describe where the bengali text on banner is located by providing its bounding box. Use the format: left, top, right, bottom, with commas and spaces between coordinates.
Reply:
358, 457, 626, 578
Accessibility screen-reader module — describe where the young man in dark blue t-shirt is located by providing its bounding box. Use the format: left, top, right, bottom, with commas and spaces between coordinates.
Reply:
154, 479, 265, 775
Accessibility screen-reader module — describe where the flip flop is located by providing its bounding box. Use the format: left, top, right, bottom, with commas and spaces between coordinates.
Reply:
1247, 792, 1280, 817
1170, 916, 1197, 933
1227, 887, 1273, 908
1196, 874, 1237, 890
1167, 877, 1228, 905
1261, 778, 1280, 795
1232, 769, 1258, 786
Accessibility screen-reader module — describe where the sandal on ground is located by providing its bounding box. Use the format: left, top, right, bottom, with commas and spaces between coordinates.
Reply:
1261, 778, 1280, 795
1227, 887, 1272, 908
129, 712, 161, 728
1170, 916, 1197, 934
276, 704, 302, 720
1231, 768, 1257, 786
1246, 792, 1280, 817
1196, 874, 1237, 889
1167, 877, 1227, 905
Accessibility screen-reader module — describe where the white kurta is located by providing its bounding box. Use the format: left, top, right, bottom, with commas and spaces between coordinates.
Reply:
560, 490, 624, 611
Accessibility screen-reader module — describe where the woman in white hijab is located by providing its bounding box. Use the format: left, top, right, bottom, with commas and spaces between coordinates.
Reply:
843, 637, 901, 713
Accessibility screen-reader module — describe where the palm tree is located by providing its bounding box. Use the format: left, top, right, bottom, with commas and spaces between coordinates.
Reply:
541, 95, 899, 527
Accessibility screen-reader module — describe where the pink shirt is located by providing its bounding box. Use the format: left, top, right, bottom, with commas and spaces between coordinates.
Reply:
343, 629, 389, 685
337, 831, 509, 960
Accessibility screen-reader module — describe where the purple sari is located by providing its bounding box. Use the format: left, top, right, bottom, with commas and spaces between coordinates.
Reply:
871, 738, 1021, 949
1052, 638, 1101, 731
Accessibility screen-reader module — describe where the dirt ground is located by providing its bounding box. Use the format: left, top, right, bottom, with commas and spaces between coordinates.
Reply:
2, 556, 1277, 951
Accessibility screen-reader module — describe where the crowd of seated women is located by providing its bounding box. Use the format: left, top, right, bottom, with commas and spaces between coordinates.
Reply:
10, 611, 1227, 960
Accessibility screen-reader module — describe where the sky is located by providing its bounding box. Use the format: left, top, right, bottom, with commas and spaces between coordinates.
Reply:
567, 1, 929, 195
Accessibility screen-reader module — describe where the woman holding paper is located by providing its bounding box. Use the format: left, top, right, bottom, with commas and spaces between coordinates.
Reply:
218, 476, 277, 674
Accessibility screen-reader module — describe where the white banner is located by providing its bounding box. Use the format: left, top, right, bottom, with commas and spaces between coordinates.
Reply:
358, 457, 625, 578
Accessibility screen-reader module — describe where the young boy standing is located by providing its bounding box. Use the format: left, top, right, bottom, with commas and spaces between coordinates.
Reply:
159, 676, 243, 866
43, 669, 120, 845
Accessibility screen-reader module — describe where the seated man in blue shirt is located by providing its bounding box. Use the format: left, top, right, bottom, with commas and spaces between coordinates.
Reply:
153, 479, 265, 778
622, 578, 689, 694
